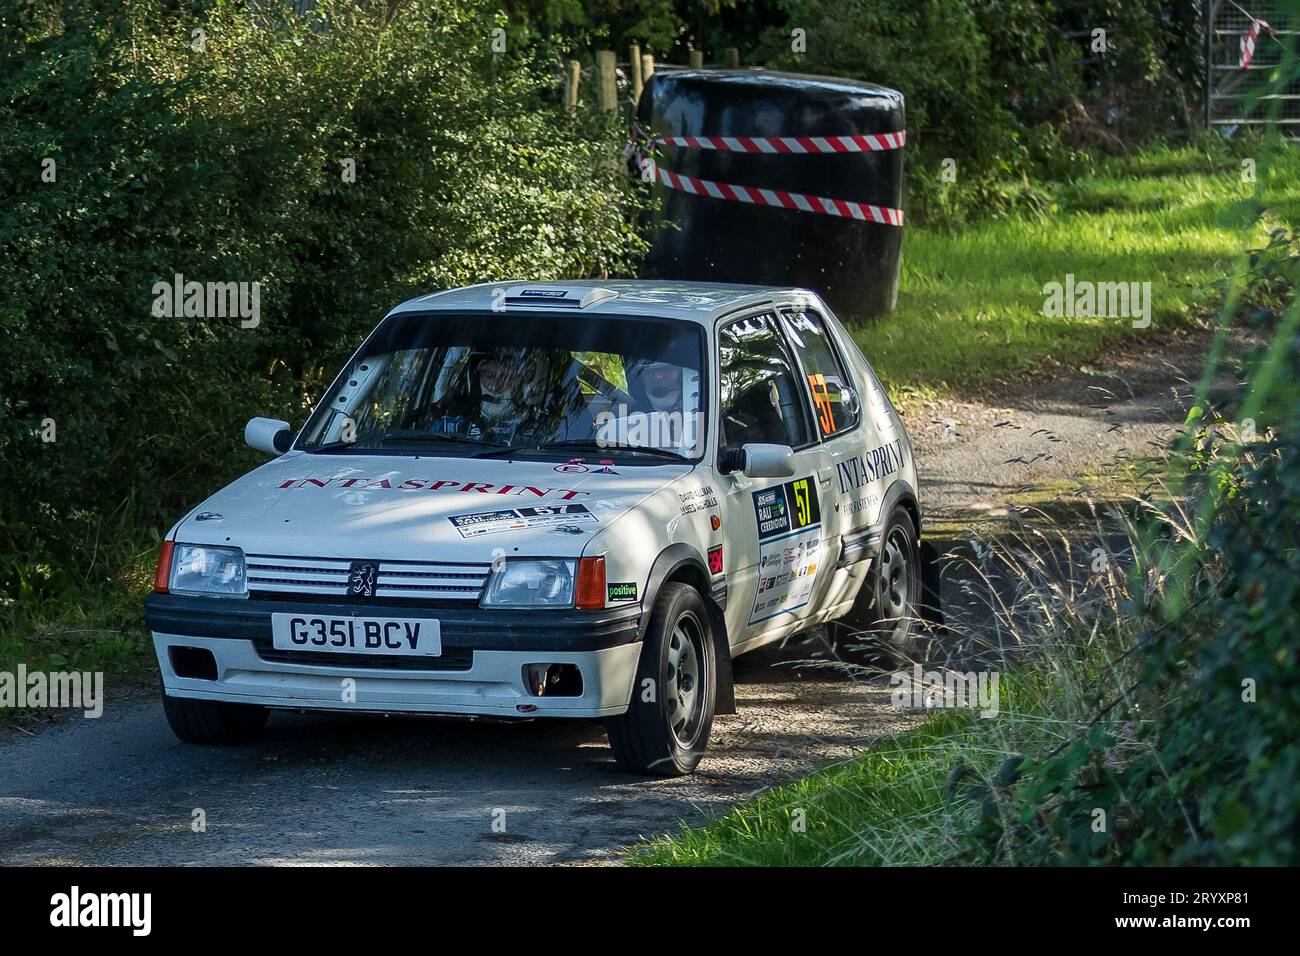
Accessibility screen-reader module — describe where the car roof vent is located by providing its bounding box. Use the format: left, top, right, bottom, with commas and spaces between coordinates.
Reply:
502, 286, 620, 310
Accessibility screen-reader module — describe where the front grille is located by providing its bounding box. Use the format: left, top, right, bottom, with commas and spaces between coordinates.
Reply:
245, 554, 490, 602
253, 640, 475, 672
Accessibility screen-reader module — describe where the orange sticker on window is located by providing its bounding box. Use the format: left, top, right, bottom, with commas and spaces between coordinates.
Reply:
808, 372, 836, 436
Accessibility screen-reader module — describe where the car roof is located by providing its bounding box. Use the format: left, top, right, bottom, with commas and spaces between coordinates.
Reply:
386, 279, 820, 327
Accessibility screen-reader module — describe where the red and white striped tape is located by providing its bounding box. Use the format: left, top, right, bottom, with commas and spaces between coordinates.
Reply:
645, 159, 904, 226
1240, 18, 1270, 69
654, 130, 906, 154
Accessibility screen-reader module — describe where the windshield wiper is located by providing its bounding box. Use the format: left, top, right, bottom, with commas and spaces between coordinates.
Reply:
306, 440, 363, 454
305, 431, 504, 454
475, 439, 691, 462
378, 430, 504, 448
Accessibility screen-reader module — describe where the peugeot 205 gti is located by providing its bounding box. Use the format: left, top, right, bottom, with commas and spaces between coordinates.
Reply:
146, 280, 927, 775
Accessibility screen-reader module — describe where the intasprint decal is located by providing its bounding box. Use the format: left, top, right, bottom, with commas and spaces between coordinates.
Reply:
275, 477, 590, 500
607, 582, 638, 602
748, 477, 822, 625
707, 544, 724, 575
836, 438, 905, 494
447, 504, 597, 538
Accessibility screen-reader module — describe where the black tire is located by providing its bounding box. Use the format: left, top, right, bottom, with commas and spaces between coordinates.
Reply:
162, 691, 269, 745
837, 505, 923, 666
605, 582, 716, 776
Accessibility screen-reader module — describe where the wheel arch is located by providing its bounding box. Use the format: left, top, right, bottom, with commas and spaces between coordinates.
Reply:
881, 477, 921, 539
642, 544, 736, 715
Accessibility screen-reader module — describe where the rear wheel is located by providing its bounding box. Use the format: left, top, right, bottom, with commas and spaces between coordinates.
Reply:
606, 583, 716, 776
162, 691, 269, 745
837, 505, 922, 665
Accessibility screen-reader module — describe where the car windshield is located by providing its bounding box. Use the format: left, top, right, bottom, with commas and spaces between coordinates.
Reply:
297, 310, 706, 461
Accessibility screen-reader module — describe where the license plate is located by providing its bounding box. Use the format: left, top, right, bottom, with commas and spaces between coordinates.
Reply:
270, 613, 441, 657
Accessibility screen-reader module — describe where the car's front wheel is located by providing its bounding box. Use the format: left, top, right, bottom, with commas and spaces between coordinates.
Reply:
162, 691, 269, 745
606, 582, 716, 776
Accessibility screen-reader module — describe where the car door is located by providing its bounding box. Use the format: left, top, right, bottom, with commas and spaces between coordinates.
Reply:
714, 312, 825, 651
777, 306, 875, 620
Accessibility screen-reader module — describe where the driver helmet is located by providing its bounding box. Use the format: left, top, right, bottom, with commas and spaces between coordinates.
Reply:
472, 349, 528, 417
631, 359, 683, 412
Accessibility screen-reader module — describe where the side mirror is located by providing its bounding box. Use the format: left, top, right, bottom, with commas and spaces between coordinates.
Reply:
720, 443, 796, 478
245, 417, 294, 455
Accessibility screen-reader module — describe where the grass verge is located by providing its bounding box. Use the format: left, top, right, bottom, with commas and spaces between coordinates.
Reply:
857, 141, 1300, 404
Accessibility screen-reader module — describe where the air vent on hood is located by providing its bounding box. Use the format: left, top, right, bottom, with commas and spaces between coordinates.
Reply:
502, 286, 619, 310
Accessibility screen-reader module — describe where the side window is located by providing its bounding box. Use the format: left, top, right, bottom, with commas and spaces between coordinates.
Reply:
781, 310, 858, 438
718, 314, 811, 449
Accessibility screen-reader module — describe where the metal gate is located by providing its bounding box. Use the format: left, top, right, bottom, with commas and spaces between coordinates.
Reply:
1208, 1, 1299, 138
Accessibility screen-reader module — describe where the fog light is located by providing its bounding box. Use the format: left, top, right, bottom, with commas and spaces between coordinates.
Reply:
522, 663, 583, 697
170, 645, 218, 681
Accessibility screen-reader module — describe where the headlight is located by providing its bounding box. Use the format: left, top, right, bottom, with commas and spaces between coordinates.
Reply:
480, 559, 575, 608
170, 544, 247, 597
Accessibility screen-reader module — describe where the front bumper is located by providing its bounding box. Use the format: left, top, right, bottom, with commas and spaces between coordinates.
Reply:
145, 592, 643, 718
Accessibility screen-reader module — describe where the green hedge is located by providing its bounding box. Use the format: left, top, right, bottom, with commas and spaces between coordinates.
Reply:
752, 0, 1203, 223
0, 0, 646, 603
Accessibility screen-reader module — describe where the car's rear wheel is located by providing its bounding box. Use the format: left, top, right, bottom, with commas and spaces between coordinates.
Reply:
162, 691, 269, 745
606, 582, 716, 776
837, 505, 923, 665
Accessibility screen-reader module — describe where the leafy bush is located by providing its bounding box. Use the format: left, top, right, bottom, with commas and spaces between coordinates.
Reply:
0, 0, 645, 606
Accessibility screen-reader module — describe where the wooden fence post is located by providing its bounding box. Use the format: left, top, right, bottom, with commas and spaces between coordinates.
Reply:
689, 49, 704, 69
565, 59, 581, 114
596, 50, 617, 112
629, 42, 643, 104
724, 47, 739, 69
641, 53, 655, 85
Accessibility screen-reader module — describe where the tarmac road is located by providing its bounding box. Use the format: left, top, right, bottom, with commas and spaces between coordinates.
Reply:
0, 328, 1233, 865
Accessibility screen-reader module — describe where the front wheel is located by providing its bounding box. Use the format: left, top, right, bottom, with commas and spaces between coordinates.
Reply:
162, 691, 269, 745
605, 583, 716, 776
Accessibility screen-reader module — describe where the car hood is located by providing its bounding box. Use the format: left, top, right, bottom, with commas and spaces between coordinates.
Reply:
174, 452, 692, 561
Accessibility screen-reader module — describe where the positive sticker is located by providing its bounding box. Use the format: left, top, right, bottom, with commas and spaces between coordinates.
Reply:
607, 582, 638, 602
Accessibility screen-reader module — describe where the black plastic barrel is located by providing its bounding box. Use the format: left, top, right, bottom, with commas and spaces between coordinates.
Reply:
637, 69, 905, 319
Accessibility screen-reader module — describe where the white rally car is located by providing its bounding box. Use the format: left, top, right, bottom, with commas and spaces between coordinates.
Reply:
146, 280, 928, 775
